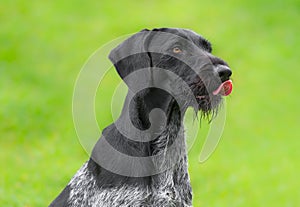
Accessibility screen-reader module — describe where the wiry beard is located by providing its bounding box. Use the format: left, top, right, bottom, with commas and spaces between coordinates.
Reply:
169, 73, 223, 122
192, 75, 223, 121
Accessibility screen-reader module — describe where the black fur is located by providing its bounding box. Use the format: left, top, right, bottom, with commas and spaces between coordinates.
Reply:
50, 28, 232, 207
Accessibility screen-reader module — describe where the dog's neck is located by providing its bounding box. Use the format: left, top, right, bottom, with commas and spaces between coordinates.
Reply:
121, 88, 189, 189
118, 88, 186, 157
120, 88, 183, 136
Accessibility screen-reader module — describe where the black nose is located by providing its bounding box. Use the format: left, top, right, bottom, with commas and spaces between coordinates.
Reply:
216, 65, 232, 81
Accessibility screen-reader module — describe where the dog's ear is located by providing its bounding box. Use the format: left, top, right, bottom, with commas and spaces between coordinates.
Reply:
109, 29, 153, 83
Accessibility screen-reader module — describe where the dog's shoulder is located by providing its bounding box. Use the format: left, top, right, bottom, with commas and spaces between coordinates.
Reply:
49, 185, 71, 207
49, 162, 91, 207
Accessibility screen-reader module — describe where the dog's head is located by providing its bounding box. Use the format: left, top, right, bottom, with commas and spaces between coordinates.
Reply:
109, 28, 232, 116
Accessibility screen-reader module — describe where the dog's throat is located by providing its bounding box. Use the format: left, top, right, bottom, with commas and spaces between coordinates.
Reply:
126, 88, 179, 130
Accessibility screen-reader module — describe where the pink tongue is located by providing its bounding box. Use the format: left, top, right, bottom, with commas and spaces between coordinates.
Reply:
213, 80, 233, 96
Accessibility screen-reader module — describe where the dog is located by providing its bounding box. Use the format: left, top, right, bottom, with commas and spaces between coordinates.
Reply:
50, 28, 232, 207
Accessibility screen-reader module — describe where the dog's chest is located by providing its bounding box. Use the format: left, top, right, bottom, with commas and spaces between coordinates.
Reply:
67, 161, 192, 207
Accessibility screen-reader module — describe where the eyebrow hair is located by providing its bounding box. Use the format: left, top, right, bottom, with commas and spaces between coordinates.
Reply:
151, 28, 213, 53
199, 38, 212, 53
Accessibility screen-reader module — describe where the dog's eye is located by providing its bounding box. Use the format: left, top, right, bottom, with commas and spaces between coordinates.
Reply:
172, 47, 182, 54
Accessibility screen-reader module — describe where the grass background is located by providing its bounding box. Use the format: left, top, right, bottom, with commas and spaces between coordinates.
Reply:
1, 0, 300, 206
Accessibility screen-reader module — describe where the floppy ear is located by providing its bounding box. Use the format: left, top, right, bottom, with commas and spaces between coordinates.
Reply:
109, 29, 153, 83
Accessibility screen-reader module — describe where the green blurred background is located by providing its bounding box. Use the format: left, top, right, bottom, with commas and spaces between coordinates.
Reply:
1, 0, 300, 206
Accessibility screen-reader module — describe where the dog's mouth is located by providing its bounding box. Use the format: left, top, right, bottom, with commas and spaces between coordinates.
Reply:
212, 80, 233, 96
195, 80, 233, 99
192, 79, 233, 114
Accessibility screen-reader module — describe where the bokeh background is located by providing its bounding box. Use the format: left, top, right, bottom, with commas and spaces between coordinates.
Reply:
1, 0, 299, 206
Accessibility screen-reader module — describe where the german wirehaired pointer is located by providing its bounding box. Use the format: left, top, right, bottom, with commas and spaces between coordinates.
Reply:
50, 28, 233, 207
